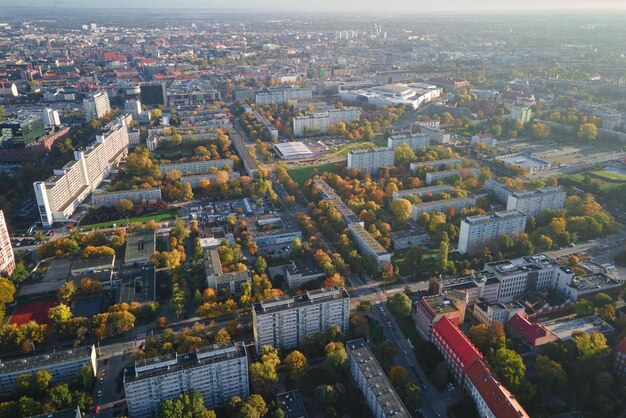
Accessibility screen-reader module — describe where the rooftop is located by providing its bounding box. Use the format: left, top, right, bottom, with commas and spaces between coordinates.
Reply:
346, 339, 410, 418
486, 254, 563, 277
421, 294, 462, 314
247, 214, 300, 237
274, 142, 313, 158
31, 407, 82, 418
393, 185, 454, 199
507, 314, 558, 347
124, 229, 156, 264
543, 315, 614, 341
463, 210, 526, 226
0, 345, 94, 374
253, 287, 349, 314
349, 147, 393, 156
276, 390, 308, 418
410, 158, 463, 168
568, 272, 621, 293
348, 223, 390, 256
432, 316, 482, 371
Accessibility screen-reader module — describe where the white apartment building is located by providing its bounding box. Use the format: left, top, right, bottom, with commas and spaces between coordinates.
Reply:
392, 185, 455, 201
458, 210, 527, 256
159, 159, 233, 176
410, 158, 462, 171
252, 288, 350, 351
91, 187, 162, 208
347, 147, 394, 174
42, 108, 61, 126
255, 87, 312, 105
83, 91, 110, 122
293, 107, 361, 137
34, 119, 130, 228
410, 197, 475, 220
181, 171, 240, 188
348, 222, 392, 269
472, 300, 525, 325
346, 339, 410, 418
203, 247, 251, 299
0, 211, 15, 277
506, 187, 567, 218
425, 168, 479, 185
0, 345, 96, 395
509, 106, 532, 124
387, 133, 430, 150
124, 343, 249, 418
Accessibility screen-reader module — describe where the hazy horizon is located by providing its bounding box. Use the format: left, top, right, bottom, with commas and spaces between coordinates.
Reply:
4, 0, 626, 13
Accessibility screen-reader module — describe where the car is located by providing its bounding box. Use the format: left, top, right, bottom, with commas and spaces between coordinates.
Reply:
97, 390, 102, 398
403, 350, 408, 355
99, 378, 104, 384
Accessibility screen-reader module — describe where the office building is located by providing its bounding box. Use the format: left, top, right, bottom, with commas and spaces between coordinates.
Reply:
204, 248, 251, 299
252, 288, 350, 351
471, 132, 496, 148
140, 83, 168, 107
255, 87, 312, 105
387, 133, 430, 150
124, 99, 142, 116
283, 258, 325, 289
390, 226, 430, 250
159, 159, 233, 176
293, 108, 361, 137
42, 108, 61, 126
92, 187, 162, 208
497, 153, 552, 174
425, 168, 479, 185
0, 345, 96, 395
413, 292, 467, 339
346, 339, 410, 418
435, 272, 500, 306
458, 211, 527, 256
472, 300, 525, 326
392, 185, 454, 201
246, 215, 302, 248
410, 158, 462, 171
509, 106, 532, 124
124, 230, 156, 266
0, 211, 15, 277
34, 119, 129, 228
124, 343, 249, 418
83, 92, 110, 122
347, 147, 394, 174
505, 187, 566, 218
348, 223, 392, 269
0, 115, 46, 148
311, 179, 363, 226
340, 83, 441, 109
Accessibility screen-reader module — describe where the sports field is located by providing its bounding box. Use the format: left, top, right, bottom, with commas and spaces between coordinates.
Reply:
8, 300, 58, 326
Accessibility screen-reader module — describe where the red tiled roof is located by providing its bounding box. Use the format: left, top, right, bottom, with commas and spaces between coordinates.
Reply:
465, 359, 530, 418
507, 314, 556, 347
432, 316, 482, 371
616, 336, 626, 355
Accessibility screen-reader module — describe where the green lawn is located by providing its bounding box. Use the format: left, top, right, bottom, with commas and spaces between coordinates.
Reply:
287, 161, 345, 187
591, 170, 626, 182
80, 209, 177, 230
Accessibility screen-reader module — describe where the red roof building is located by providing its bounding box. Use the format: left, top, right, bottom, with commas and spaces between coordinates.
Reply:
465, 359, 530, 418
614, 337, 626, 377
507, 314, 558, 349
430, 316, 482, 383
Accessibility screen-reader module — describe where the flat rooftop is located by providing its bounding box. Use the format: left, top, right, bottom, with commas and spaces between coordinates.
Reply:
274, 142, 313, 158
348, 223, 389, 256
124, 229, 155, 264
410, 158, 462, 168
276, 390, 308, 418
247, 214, 300, 237
422, 295, 460, 314
463, 210, 525, 225
486, 254, 564, 276
118, 265, 156, 304
499, 153, 551, 168
568, 272, 621, 292
0, 345, 94, 374
393, 185, 454, 199
543, 315, 614, 341
253, 287, 349, 314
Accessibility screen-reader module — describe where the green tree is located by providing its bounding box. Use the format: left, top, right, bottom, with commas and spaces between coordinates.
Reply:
17, 397, 40, 417
284, 350, 309, 381
575, 300, 595, 317
49, 384, 73, 409
468, 323, 489, 353
158, 391, 216, 418
438, 232, 449, 272
314, 384, 338, 407
76, 364, 95, 390
48, 304, 73, 324
531, 122, 550, 138
536, 355, 567, 392
59, 281, 76, 303
390, 199, 413, 225
394, 144, 417, 166
387, 292, 412, 317
432, 362, 449, 389
323, 343, 348, 375
572, 331, 609, 360
593, 293, 614, 308
492, 348, 525, 391
9, 262, 29, 284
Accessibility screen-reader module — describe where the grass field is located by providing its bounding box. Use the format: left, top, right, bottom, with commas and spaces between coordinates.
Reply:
287, 161, 345, 187
8, 300, 58, 326
591, 170, 626, 182
80, 209, 178, 230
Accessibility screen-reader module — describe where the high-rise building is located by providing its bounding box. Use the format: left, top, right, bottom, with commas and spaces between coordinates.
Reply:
346, 339, 410, 418
34, 119, 129, 228
347, 147, 394, 174
124, 99, 142, 116
140, 83, 168, 107
387, 133, 430, 150
0, 115, 46, 148
506, 187, 567, 218
83, 92, 110, 122
42, 108, 61, 126
124, 343, 249, 418
509, 106, 532, 124
458, 211, 527, 256
0, 211, 15, 277
252, 288, 350, 351
292, 108, 361, 137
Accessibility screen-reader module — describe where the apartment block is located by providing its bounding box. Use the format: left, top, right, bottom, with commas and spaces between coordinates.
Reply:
0, 211, 15, 277
410, 196, 475, 220
509, 106, 532, 124
252, 288, 350, 351
293, 107, 361, 137
431, 316, 483, 384
472, 299, 525, 326
247, 215, 302, 248
255, 87, 312, 105
506, 187, 566, 217
180, 171, 240, 188
410, 158, 462, 171
392, 185, 454, 201
387, 133, 430, 150
42, 108, 61, 127
458, 210, 526, 256
34, 119, 129, 228
204, 247, 251, 299
346, 339, 410, 418
348, 222, 392, 269
0, 345, 96, 395
124, 343, 249, 418
83, 91, 110, 122
311, 179, 363, 225
91, 187, 162, 208
347, 147, 394, 174
226, 127, 258, 178
425, 168, 479, 185
159, 159, 233, 176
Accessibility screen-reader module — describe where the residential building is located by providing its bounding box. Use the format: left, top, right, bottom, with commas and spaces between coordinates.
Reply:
226, 127, 258, 178
180, 171, 240, 188
458, 211, 527, 256
410, 158, 462, 171
430, 316, 483, 383
472, 299, 525, 326
411, 122, 451, 144
83, 92, 110, 122
390, 226, 429, 250
506, 187, 567, 217
413, 292, 467, 339
276, 390, 308, 418
614, 337, 626, 377
425, 168, 479, 185
387, 133, 430, 150
31, 407, 82, 418
410, 196, 475, 220
159, 159, 233, 176
42, 108, 61, 126
0, 126, 70, 164
471, 132, 496, 148
247, 215, 302, 248
392, 185, 454, 201
124, 230, 156, 266
292, 107, 361, 137
0, 345, 96, 395
204, 248, 251, 299
252, 288, 350, 351
509, 106, 532, 124
124, 343, 249, 418
0, 211, 15, 277
311, 179, 363, 226
283, 259, 325, 289
506, 314, 558, 349
346, 339, 410, 418
347, 147, 394, 174
91, 187, 162, 208
255, 87, 312, 105
140, 82, 168, 107
34, 119, 129, 228
348, 222, 392, 269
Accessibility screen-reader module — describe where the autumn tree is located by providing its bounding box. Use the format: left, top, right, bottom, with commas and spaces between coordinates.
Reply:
391, 198, 412, 225
284, 350, 309, 381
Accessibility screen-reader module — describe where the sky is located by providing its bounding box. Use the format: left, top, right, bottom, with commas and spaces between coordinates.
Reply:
5, 0, 626, 12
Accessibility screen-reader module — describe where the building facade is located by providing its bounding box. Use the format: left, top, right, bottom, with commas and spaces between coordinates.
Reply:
159, 159, 233, 176
83, 92, 110, 122
347, 147, 394, 174
506, 187, 566, 218
0, 211, 15, 277
293, 108, 361, 137
252, 288, 350, 351
458, 211, 527, 256
387, 133, 430, 150
348, 222, 392, 269
91, 188, 162, 208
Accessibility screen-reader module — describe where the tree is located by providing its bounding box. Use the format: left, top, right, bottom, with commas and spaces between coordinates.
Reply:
250, 361, 278, 395
49, 384, 73, 409
9, 262, 29, 284
58, 282, 75, 304
76, 364, 94, 390
593, 293, 614, 308
215, 328, 231, 343
536, 355, 567, 392
575, 300, 595, 317
438, 232, 449, 272
391, 199, 412, 225
598, 304, 616, 322
48, 304, 73, 324
468, 323, 489, 353
116, 199, 134, 212
284, 350, 308, 381
314, 384, 338, 407
578, 123, 598, 140
387, 292, 412, 317
357, 300, 372, 312
0, 278, 15, 307
323, 343, 348, 375
79, 277, 103, 294
432, 362, 449, 389
17, 397, 40, 417
158, 391, 216, 418
531, 122, 550, 139
572, 331, 609, 360
492, 348, 525, 391
394, 144, 417, 166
